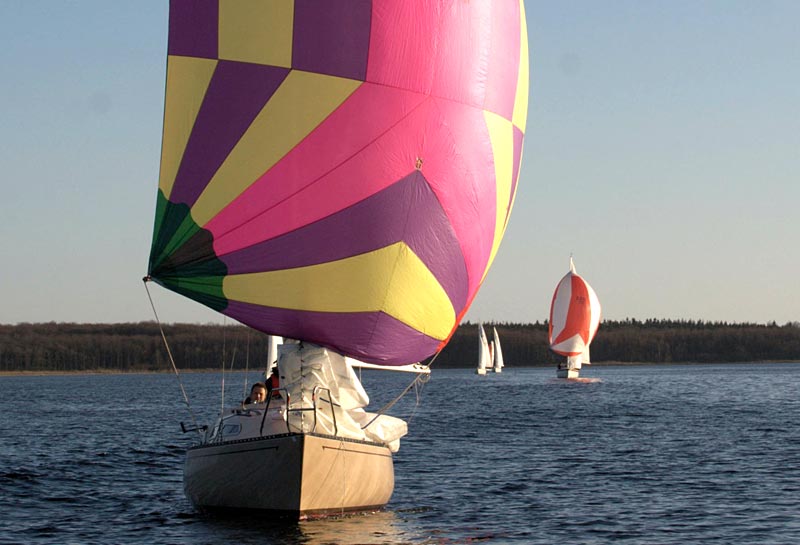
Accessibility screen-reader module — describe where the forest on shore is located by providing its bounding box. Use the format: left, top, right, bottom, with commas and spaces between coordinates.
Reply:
1, 319, 798, 373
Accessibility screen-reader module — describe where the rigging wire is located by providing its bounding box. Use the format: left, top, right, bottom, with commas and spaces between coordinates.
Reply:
220, 316, 227, 414
220, 319, 244, 412
362, 360, 432, 430
361, 347, 442, 430
406, 369, 432, 426
221, 322, 247, 409
143, 278, 201, 434
227, 346, 238, 392
362, 371, 427, 430
381, 349, 440, 425
242, 329, 250, 400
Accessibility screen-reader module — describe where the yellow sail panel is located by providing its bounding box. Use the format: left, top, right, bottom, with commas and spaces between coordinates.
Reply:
191, 70, 361, 227
482, 110, 515, 281
159, 56, 217, 198
219, 0, 293, 67
512, 0, 530, 132
223, 243, 455, 340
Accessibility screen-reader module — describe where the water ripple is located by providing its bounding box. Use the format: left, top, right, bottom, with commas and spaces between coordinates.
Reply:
1, 364, 799, 544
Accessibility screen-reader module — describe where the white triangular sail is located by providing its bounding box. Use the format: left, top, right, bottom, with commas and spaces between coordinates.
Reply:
476, 324, 490, 375
492, 327, 504, 372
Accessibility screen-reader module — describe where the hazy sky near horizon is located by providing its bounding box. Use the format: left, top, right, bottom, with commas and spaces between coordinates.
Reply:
1, 1, 798, 327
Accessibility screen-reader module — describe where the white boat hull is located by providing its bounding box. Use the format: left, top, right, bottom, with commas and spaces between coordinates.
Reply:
184, 432, 394, 517
556, 367, 580, 379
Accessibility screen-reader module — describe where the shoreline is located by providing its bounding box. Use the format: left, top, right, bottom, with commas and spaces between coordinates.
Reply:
0, 368, 226, 377
2, 360, 798, 377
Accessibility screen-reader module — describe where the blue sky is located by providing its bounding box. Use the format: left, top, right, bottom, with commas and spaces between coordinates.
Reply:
1, 1, 797, 326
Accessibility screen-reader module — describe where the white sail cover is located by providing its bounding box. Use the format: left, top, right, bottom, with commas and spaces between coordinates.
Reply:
548, 258, 601, 368
278, 343, 407, 452
492, 327, 504, 371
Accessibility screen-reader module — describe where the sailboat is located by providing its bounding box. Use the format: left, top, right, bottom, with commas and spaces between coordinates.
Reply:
145, 1, 528, 518
549, 258, 601, 379
492, 326, 505, 373
476, 324, 490, 375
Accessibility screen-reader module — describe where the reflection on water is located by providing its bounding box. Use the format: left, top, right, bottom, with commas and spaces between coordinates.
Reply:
549, 377, 603, 383
299, 510, 420, 544
297, 509, 502, 545
180, 508, 433, 545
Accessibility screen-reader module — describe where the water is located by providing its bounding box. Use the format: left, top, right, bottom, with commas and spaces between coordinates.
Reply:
1, 364, 799, 544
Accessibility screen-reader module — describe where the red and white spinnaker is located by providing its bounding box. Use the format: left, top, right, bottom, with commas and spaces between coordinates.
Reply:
548, 258, 601, 371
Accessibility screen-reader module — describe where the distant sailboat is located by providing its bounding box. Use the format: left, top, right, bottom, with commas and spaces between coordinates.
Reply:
492, 327, 504, 373
476, 324, 490, 375
549, 258, 601, 379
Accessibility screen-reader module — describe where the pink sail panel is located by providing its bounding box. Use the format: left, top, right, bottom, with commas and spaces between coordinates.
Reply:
548, 260, 601, 358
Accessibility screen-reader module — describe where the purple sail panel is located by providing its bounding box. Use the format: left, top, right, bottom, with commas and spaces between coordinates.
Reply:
224, 301, 441, 365
292, 0, 372, 80
220, 172, 469, 313
168, 0, 218, 59
169, 61, 290, 206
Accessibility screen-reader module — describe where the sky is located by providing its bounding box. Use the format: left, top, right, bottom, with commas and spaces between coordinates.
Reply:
1, 1, 798, 327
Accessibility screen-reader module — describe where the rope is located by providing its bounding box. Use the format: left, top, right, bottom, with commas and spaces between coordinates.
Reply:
360, 345, 443, 430
362, 365, 430, 430
143, 278, 201, 434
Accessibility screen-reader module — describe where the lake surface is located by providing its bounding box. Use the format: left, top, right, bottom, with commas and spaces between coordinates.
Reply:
1, 363, 798, 544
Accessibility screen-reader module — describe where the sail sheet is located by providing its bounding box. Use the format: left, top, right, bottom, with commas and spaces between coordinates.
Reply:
147, 1, 529, 365
548, 259, 601, 362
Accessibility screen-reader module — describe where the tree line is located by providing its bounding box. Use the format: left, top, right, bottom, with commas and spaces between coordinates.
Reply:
0, 322, 273, 373
0, 319, 798, 373
438, 320, 800, 367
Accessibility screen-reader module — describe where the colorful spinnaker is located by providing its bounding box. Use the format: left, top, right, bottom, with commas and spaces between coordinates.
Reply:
548, 258, 602, 367
147, 1, 529, 365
